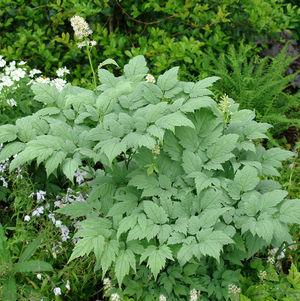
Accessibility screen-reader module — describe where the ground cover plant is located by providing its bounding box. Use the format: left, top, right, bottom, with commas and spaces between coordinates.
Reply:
0, 52, 299, 300
1, 3, 300, 300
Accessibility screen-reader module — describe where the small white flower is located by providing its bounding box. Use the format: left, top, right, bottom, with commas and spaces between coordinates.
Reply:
103, 278, 112, 291
35, 76, 51, 84
29, 69, 42, 78
159, 294, 167, 301
90, 40, 97, 47
65, 280, 71, 291
36, 273, 42, 280
145, 73, 156, 83
36, 190, 46, 202
10, 68, 26, 81
60, 225, 70, 241
70, 15, 93, 39
6, 98, 17, 107
18, 61, 26, 66
51, 78, 66, 91
228, 284, 241, 295
54, 200, 62, 208
32, 206, 44, 217
56, 66, 70, 78
48, 213, 56, 223
24, 215, 31, 222
1, 75, 13, 87
55, 220, 62, 227
53, 287, 62, 296
111, 293, 120, 301
74, 169, 85, 185
190, 289, 200, 301
0, 56, 6, 68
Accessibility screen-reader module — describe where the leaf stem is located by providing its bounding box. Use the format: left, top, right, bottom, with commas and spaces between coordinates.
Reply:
86, 45, 97, 89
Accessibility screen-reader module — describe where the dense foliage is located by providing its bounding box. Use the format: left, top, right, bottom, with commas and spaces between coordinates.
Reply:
0, 1, 299, 300
1, 0, 300, 82
0, 56, 299, 300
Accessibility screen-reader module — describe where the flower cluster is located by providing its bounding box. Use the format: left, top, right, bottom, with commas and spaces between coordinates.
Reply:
258, 270, 268, 281
70, 15, 97, 49
0, 56, 70, 109
228, 284, 241, 296
190, 289, 200, 301
159, 294, 167, 301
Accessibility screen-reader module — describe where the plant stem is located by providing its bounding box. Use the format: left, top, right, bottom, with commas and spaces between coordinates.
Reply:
86, 45, 97, 88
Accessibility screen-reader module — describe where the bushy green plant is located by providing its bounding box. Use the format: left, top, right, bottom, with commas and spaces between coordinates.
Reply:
0, 55, 299, 300
1, 0, 299, 83
202, 44, 300, 136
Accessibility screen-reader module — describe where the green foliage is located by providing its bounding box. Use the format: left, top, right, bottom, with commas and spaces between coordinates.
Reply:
0, 0, 299, 84
241, 259, 300, 301
1, 56, 298, 300
0, 225, 53, 301
202, 44, 300, 135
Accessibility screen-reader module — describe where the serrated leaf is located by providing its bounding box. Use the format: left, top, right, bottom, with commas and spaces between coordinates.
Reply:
143, 201, 168, 224
107, 197, 138, 216
207, 134, 239, 163
97, 138, 126, 163
100, 240, 119, 276
69, 237, 94, 262
56, 202, 93, 218
124, 55, 148, 80
62, 157, 80, 182
115, 249, 136, 286
128, 173, 160, 197
0, 141, 25, 161
31, 83, 59, 104
280, 199, 300, 224
156, 111, 195, 132
45, 150, 66, 176
0, 124, 18, 143
157, 67, 179, 91
140, 245, 173, 279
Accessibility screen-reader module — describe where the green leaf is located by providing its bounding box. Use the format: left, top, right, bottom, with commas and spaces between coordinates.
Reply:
128, 173, 160, 197
115, 249, 136, 286
207, 134, 239, 163
45, 150, 66, 176
156, 112, 195, 132
107, 198, 138, 217
124, 55, 148, 80
2, 275, 17, 301
157, 67, 179, 91
69, 237, 94, 262
97, 138, 126, 163
0, 142, 25, 161
19, 236, 42, 262
280, 199, 300, 224
143, 201, 168, 224
0, 124, 18, 143
31, 83, 59, 104
196, 229, 233, 261
62, 157, 80, 182
189, 77, 219, 97
100, 240, 119, 276
140, 245, 173, 279
254, 219, 274, 243
98, 58, 119, 69
13, 260, 53, 273
56, 202, 93, 218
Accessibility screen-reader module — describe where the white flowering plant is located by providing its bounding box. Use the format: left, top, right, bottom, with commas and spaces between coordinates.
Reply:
0, 56, 70, 125
0, 55, 299, 301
